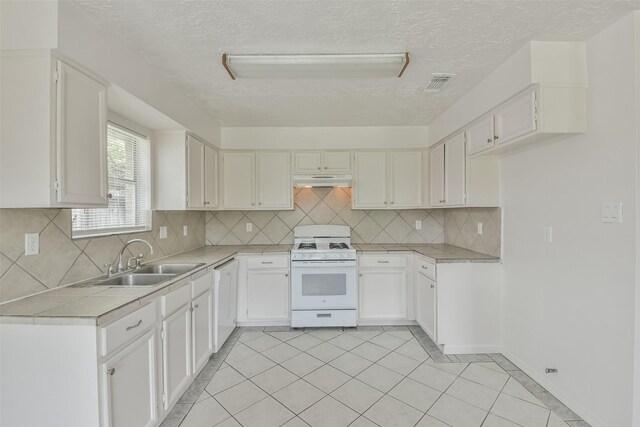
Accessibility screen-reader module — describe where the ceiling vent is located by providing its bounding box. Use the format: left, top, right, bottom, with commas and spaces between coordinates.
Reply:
424, 73, 457, 92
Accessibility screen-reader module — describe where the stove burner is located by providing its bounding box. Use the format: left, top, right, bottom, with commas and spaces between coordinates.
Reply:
330, 243, 349, 249
298, 243, 317, 250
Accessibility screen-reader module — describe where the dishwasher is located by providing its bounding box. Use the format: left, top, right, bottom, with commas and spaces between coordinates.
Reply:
213, 259, 238, 352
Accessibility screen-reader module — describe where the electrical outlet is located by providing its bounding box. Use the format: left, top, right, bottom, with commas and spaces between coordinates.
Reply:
477, 222, 483, 235
159, 226, 168, 239
24, 233, 39, 256
183, 225, 188, 236
246, 223, 253, 232
544, 226, 553, 243
415, 220, 422, 230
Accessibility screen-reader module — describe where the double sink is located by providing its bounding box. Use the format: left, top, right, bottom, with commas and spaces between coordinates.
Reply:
71, 263, 205, 288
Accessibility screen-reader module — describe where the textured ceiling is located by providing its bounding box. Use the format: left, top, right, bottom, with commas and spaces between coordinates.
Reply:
72, 1, 636, 127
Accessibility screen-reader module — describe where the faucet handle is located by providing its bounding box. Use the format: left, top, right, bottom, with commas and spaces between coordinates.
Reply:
104, 263, 114, 276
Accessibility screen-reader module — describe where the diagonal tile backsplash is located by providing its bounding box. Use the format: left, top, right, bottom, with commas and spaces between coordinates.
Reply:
0, 209, 205, 303
443, 207, 502, 257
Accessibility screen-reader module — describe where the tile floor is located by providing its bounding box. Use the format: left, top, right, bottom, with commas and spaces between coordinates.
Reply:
160, 326, 590, 427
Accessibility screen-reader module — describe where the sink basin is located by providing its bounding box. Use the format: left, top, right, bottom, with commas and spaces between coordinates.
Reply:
99, 273, 176, 287
132, 263, 205, 276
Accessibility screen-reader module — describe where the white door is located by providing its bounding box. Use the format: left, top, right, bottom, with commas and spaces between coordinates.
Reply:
495, 90, 537, 145
354, 152, 388, 208
162, 305, 191, 409
416, 273, 437, 341
389, 151, 423, 208
192, 290, 213, 373
102, 330, 157, 427
222, 152, 255, 209
429, 144, 445, 207
56, 60, 108, 206
358, 270, 407, 320
257, 152, 292, 209
186, 136, 205, 208
204, 145, 218, 208
247, 270, 289, 321
323, 151, 351, 172
465, 115, 495, 156
445, 133, 466, 206
294, 152, 323, 173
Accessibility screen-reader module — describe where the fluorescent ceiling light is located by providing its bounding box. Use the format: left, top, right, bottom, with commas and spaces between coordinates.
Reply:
222, 53, 409, 80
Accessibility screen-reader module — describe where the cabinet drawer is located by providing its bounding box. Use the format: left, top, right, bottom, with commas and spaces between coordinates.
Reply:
359, 255, 407, 268
416, 257, 436, 280
161, 281, 191, 317
102, 302, 157, 355
192, 270, 212, 297
247, 256, 289, 269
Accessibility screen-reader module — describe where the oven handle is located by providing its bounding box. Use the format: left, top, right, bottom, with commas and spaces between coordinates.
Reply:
291, 261, 357, 267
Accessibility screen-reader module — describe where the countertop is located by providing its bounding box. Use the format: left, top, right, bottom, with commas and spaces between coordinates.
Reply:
0, 243, 497, 325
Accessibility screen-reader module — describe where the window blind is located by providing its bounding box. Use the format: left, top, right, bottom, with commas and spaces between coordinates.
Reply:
72, 123, 151, 238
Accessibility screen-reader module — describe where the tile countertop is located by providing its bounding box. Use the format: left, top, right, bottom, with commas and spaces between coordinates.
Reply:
0, 243, 497, 325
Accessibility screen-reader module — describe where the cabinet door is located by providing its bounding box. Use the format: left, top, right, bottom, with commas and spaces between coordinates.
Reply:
257, 152, 292, 209
215, 262, 238, 352
495, 90, 537, 145
389, 151, 423, 208
222, 152, 255, 209
247, 270, 289, 321
444, 133, 466, 206
358, 270, 407, 320
103, 330, 157, 427
294, 152, 323, 173
192, 290, 213, 373
186, 136, 205, 208
56, 60, 108, 206
429, 144, 445, 207
162, 305, 191, 409
354, 152, 388, 208
465, 115, 495, 156
323, 151, 351, 172
204, 145, 219, 208
416, 273, 437, 341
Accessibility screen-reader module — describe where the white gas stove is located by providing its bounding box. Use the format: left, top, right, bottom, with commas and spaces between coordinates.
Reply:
290, 225, 357, 327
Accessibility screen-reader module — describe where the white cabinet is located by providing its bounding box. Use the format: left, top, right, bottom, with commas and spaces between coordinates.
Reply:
353, 151, 424, 209
154, 131, 219, 210
192, 290, 213, 374
1, 51, 108, 208
222, 152, 292, 210
161, 305, 191, 409
357, 255, 410, 321
430, 133, 465, 207
102, 330, 157, 427
495, 90, 537, 144
429, 144, 445, 207
294, 151, 351, 173
213, 260, 238, 352
466, 115, 496, 157
247, 270, 290, 321
415, 260, 437, 342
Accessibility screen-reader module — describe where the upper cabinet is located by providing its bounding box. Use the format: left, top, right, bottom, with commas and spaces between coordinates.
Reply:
293, 151, 351, 173
353, 151, 425, 209
466, 115, 496, 157
1, 51, 108, 208
154, 131, 219, 210
222, 152, 292, 210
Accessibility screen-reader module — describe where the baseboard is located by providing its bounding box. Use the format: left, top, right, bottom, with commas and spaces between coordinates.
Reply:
236, 321, 291, 327
443, 344, 503, 355
501, 349, 608, 427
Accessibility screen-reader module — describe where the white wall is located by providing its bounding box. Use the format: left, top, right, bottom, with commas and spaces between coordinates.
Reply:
0, 0, 58, 50
634, 11, 640, 427
221, 126, 428, 150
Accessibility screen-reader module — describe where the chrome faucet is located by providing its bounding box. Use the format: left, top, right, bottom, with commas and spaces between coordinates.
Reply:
105, 239, 154, 276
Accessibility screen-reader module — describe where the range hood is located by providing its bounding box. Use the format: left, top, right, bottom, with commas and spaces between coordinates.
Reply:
293, 174, 352, 188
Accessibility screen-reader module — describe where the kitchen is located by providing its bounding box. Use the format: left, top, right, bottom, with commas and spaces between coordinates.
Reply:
0, 1, 638, 427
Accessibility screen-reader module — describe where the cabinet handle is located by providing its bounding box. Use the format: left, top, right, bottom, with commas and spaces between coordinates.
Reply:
377, 260, 389, 264
259, 202, 262, 205
261, 261, 273, 264
126, 319, 142, 331
384, 201, 387, 205
494, 135, 499, 140
204, 201, 209, 205
317, 167, 321, 170
193, 303, 199, 309
390, 201, 394, 205
487, 138, 492, 143
421, 265, 429, 270
430, 284, 435, 289
251, 203, 255, 206
359, 274, 363, 277
108, 368, 116, 376
324, 166, 327, 169
285, 273, 288, 277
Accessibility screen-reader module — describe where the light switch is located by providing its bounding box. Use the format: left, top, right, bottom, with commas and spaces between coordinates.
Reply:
544, 226, 553, 243
246, 223, 253, 232
24, 233, 39, 256
183, 225, 188, 236
477, 222, 483, 235
602, 202, 623, 223
159, 226, 168, 239
415, 220, 422, 230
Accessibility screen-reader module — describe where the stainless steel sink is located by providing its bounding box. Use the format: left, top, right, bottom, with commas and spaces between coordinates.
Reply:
132, 263, 204, 276
98, 273, 176, 287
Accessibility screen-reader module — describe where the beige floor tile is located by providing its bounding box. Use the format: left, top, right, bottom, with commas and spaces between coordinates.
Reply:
273, 379, 326, 414
281, 417, 311, 426
377, 351, 421, 375
395, 340, 430, 362
251, 365, 298, 394
460, 364, 509, 391
388, 378, 442, 412
227, 353, 275, 378
364, 395, 424, 427
308, 329, 344, 341
386, 330, 414, 341
238, 331, 266, 343
369, 332, 406, 350
482, 413, 521, 427
181, 396, 231, 427
490, 394, 550, 427
330, 379, 384, 413
300, 396, 359, 427
476, 362, 508, 375
214, 380, 267, 415
328, 352, 373, 376
214, 417, 242, 426
267, 331, 304, 342
501, 377, 547, 408
206, 367, 245, 396
446, 377, 500, 410
427, 394, 487, 427
329, 333, 365, 350
351, 341, 391, 362
288, 333, 324, 350
346, 330, 381, 341
307, 341, 346, 362
243, 334, 282, 352
424, 358, 469, 375
415, 414, 450, 426
304, 364, 351, 393
235, 396, 294, 427
262, 342, 301, 363
409, 364, 457, 392
225, 343, 259, 364
356, 364, 404, 393
547, 413, 571, 427
349, 416, 379, 427
280, 353, 325, 377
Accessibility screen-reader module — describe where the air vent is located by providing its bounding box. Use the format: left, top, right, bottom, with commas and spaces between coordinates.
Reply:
424, 73, 457, 92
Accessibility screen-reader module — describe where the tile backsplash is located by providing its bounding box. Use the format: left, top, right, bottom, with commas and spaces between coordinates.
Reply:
0, 209, 205, 303
206, 187, 445, 245
444, 207, 502, 257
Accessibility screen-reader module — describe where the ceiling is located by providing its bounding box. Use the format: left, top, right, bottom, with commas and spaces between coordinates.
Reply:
73, 1, 637, 127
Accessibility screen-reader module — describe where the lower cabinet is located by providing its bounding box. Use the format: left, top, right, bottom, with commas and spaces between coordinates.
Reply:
161, 305, 191, 410
415, 270, 437, 341
358, 269, 407, 320
102, 330, 158, 427
192, 289, 213, 374
247, 269, 289, 321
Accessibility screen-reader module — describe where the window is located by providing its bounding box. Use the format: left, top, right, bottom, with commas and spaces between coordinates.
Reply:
72, 123, 151, 238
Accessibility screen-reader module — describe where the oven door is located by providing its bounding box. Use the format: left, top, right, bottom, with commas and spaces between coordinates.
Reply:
291, 260, 357, 310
